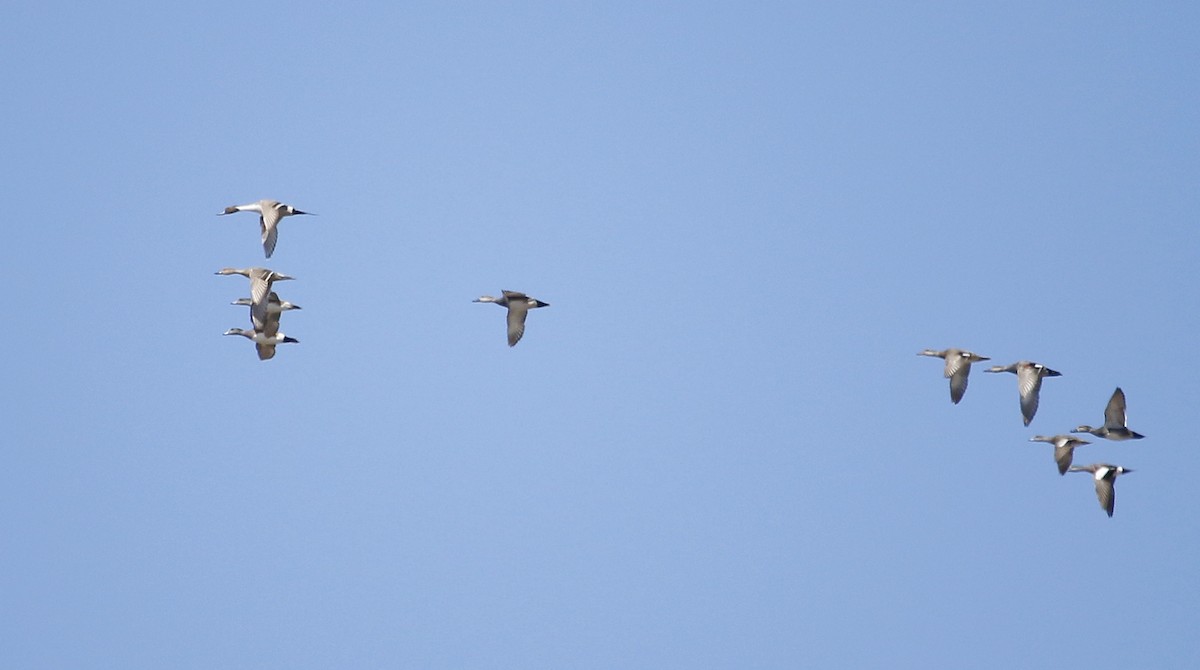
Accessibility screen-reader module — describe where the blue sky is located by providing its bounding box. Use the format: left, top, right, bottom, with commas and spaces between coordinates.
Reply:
3, 2, 1198, 667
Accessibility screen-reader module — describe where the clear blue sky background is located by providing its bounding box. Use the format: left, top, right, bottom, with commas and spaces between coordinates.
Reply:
3, 2, 1198, 668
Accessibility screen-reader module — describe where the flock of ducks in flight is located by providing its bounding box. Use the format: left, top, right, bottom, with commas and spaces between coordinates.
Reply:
211, 202, 1138, 517
214, 199, 551, 360
919, 349, 1141, 518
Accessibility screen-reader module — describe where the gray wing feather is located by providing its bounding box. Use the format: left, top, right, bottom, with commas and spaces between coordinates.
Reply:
1017, 366, 1042, 426
250, 275, 270, 330
1053, 445, 1074, 475
1095, 479, 1115, 517
1104, 388, 1128, 430
260, 293, 282, 338
259, 202, 283, 258
506, 303, 530, 347
261, 217, 279, 259
942, 352, 965, 379
250, 306, 267, 331
250, 273, 270, 306
948, 361, 971, 404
